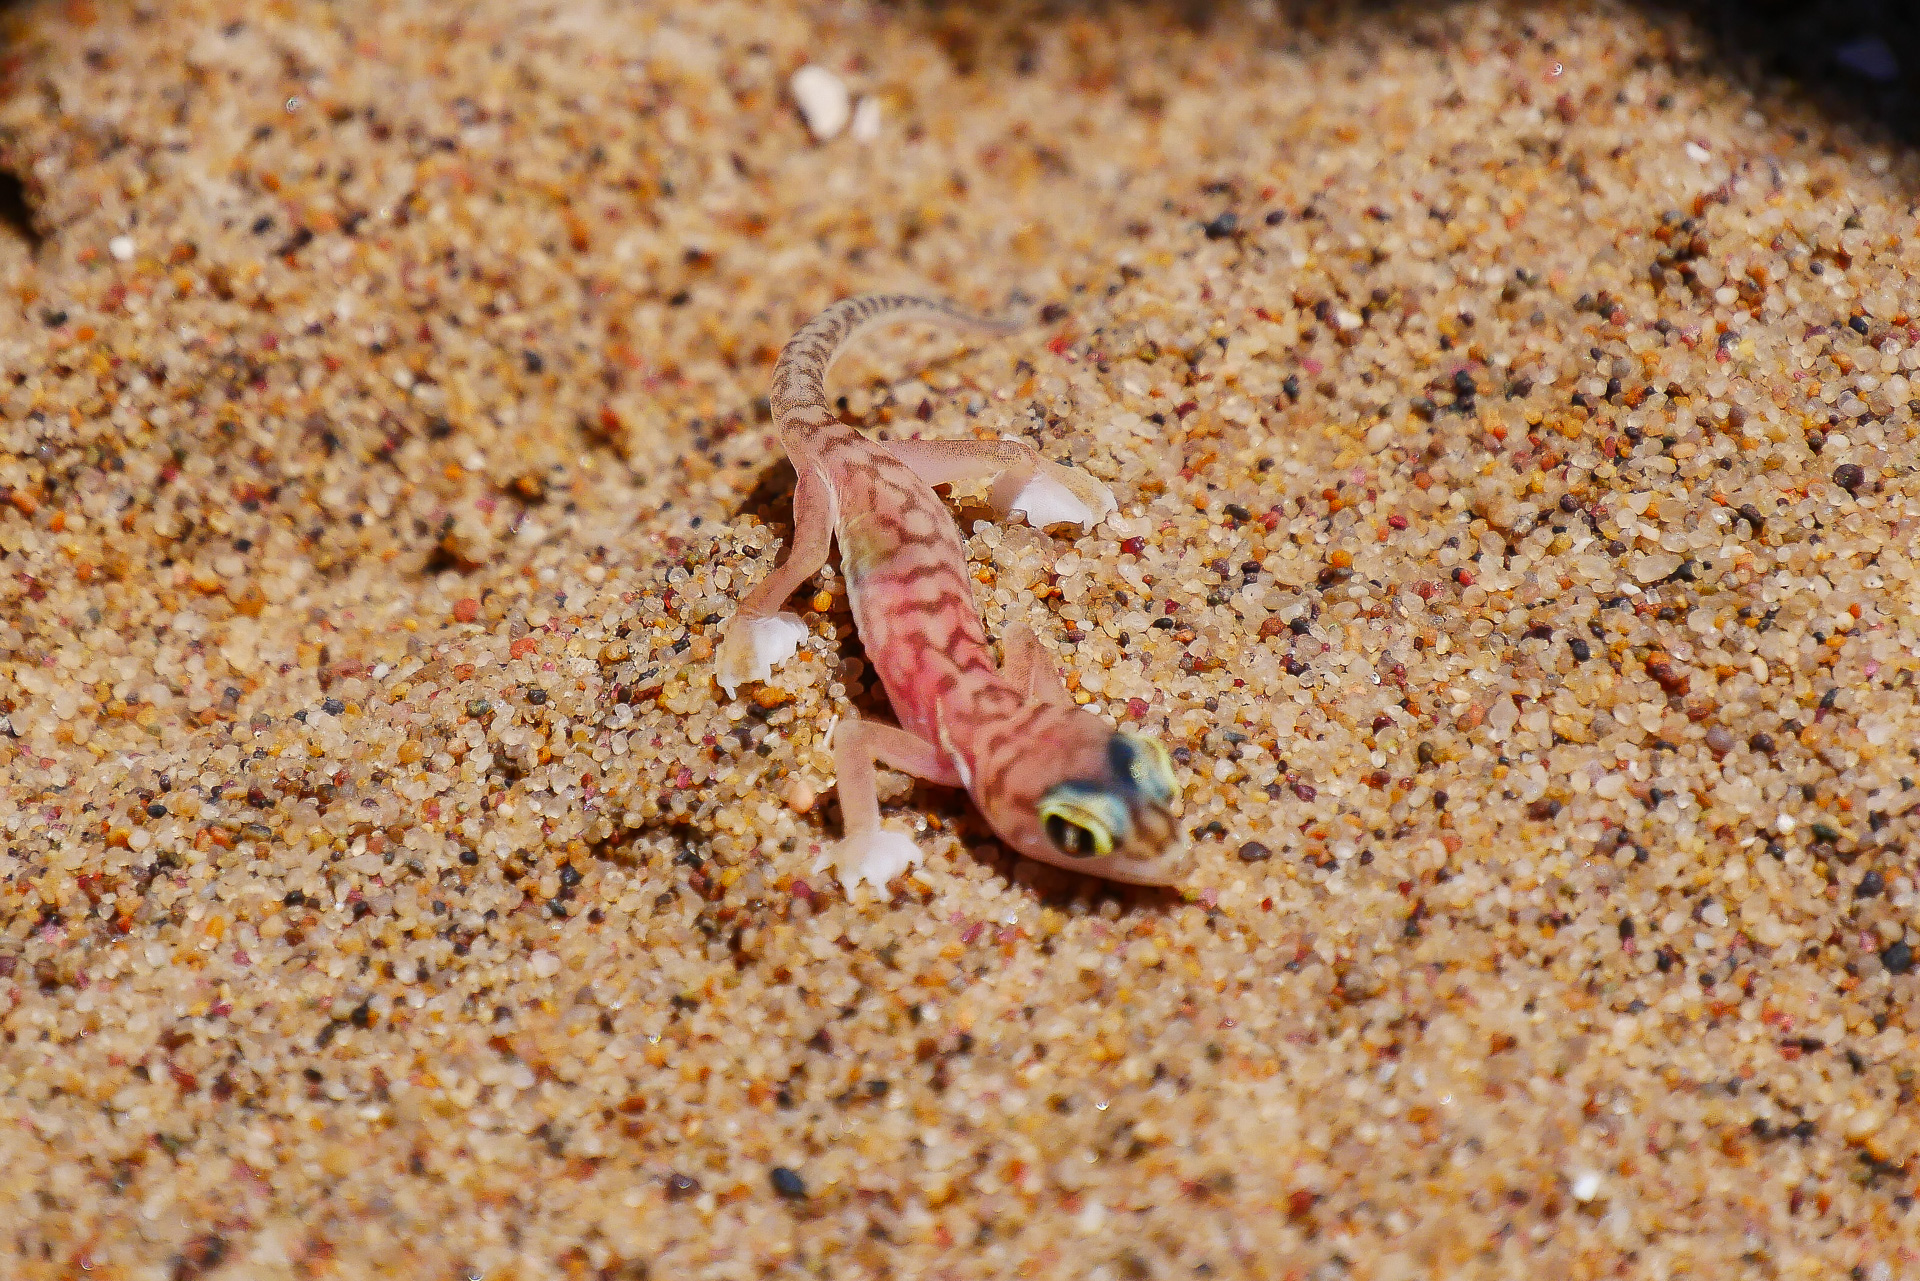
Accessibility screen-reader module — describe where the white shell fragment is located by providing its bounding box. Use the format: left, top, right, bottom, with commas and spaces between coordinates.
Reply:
849, 95, 882, 142
790, 65, 850, 141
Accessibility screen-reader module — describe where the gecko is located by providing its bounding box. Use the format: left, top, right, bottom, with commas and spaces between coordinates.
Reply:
715, 294, 1187, 890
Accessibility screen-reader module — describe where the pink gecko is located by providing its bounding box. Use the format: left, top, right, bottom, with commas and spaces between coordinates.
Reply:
717, 295, 1187, 889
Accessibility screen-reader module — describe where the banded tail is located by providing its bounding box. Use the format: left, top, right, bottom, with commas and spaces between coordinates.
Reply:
769, 294, 1022, 449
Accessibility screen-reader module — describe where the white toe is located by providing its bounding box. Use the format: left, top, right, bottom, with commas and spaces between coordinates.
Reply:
819, 827, 924, 891
749, 613, 808, 670
716, 613, 809, 698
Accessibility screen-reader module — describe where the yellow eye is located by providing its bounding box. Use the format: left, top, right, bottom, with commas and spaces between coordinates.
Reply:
1043, 812, 1110, 858
1119, 733, 1177, 804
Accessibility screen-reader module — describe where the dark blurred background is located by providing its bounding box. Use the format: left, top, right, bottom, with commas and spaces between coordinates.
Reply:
3, 1, 1916, 146
903, 0, 1917, 148
1669, 0, 1916, 142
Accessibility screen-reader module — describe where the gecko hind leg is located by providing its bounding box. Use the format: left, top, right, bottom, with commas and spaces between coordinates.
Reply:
880, 438, 1116, 532
717, 466, 833, 699
822, 718, 963, 892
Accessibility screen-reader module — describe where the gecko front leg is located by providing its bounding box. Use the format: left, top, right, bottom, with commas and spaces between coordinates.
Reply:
823, 719, 963, 891
880, 438, 1117, 531
716, 466, 835, 698
999, 623, 1074, 705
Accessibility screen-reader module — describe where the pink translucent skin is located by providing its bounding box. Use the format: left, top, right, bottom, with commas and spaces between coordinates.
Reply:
715, 296, 1186, 889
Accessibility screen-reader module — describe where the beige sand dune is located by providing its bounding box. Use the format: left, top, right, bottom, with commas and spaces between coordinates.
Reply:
1, 1, 1916, 1276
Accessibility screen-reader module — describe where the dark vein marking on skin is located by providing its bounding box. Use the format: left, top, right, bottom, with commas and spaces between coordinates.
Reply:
976, 706, 1059, 798
878, 562, 971, 589
876, 592, 974, 618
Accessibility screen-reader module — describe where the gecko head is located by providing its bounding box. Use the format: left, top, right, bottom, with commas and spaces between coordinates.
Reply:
983, 710, 1186, 885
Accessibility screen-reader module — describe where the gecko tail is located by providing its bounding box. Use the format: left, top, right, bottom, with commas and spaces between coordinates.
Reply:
769, 294, 1026, 444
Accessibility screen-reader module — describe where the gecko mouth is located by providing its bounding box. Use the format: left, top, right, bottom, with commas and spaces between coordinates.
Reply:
1124, 803, 1181, 855
1118, 821, 1190, 885
1083, 841, 1187, 887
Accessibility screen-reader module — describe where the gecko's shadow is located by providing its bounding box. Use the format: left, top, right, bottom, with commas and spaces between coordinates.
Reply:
1027, 871, 1188, 916
733, 454, 801, 530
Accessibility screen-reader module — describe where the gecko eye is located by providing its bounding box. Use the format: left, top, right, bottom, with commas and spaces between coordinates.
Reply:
1043, 813, 1109, 859
1039, 785, 1125, 859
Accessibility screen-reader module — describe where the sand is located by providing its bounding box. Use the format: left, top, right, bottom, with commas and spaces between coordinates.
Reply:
2, 0, 1917, 1276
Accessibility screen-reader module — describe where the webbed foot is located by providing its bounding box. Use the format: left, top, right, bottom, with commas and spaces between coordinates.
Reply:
715, 612, 809, 699
817, 826, 924, 892
994, 462, 1117, 531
